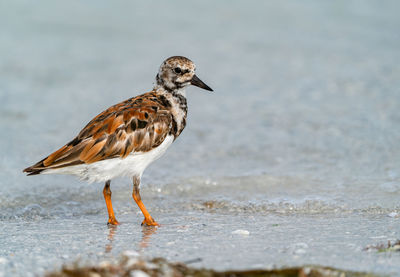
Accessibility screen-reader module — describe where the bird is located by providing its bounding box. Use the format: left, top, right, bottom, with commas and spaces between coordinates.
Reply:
23, 56, 213, 226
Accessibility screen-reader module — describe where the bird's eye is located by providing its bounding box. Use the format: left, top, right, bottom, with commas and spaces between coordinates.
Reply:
174, 67, 182, 74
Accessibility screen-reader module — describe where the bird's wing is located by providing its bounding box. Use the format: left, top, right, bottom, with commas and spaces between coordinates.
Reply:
23, 92, 173, 174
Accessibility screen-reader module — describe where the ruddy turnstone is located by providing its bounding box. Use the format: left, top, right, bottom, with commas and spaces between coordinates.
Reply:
23, 56, 213, 226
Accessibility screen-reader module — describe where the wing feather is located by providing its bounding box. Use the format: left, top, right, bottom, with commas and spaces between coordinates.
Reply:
23, 91, 173, 174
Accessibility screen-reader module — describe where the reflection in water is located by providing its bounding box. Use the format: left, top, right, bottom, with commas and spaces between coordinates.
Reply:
139, 226, 158, 250
105, 225, 118, 253
104, 224, 158, 253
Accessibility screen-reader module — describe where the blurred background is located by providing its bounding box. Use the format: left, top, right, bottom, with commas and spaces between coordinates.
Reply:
1, 1, 400, 276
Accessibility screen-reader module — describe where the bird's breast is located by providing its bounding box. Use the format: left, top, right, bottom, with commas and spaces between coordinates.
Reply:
164, 92, 187, 138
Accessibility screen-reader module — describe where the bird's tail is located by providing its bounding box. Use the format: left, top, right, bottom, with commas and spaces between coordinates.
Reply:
23, 159, 47, 175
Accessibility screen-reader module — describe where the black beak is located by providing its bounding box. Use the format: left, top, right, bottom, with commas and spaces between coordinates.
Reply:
191, 74, 213, 91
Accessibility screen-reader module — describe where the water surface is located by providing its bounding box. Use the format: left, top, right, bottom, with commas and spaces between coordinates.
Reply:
1, 1, 400, 276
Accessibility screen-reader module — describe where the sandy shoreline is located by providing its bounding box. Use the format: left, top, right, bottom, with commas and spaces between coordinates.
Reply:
46, 253, 380, 277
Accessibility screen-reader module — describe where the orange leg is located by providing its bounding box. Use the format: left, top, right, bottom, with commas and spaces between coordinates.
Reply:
103, 180, 120, 225
132, 176, 159, 226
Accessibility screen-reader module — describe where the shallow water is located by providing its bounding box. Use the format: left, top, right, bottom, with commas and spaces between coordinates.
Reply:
1, 0, 400, 276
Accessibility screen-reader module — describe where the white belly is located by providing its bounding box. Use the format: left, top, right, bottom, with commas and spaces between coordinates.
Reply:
43, 135, 174, 183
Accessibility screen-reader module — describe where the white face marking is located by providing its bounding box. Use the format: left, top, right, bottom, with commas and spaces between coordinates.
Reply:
156, 56, 196, 91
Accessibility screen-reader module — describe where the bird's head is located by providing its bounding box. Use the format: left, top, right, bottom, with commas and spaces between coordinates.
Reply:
156, 56, 213, 92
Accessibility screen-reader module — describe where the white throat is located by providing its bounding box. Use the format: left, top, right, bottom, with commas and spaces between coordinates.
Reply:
172, 87, 187, 97
153, 84, 187, 98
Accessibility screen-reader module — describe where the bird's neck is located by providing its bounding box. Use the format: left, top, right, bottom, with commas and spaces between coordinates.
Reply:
154, 85, 188, 138
154, 84, 186, 97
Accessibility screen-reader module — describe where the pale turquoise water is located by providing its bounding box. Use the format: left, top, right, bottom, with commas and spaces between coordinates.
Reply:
1, 1, 400, 276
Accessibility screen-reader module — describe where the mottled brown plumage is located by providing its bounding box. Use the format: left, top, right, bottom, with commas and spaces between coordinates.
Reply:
23, 56, 213, 226
24, 92, 175, 174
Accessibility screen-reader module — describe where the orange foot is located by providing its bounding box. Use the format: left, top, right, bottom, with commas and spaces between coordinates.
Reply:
141, 217, 160, 226
107, 217, 120, 225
